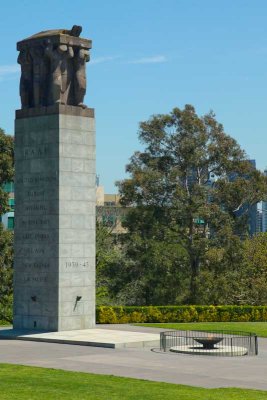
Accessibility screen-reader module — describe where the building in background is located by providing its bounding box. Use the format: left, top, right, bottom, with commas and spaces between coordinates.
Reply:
0, 182, 14, 229
96, 184, 104, 206
96, 179, 127, 233
256, 207, 263, 234
262, 169, 267, 233
247, 160, 258, 236
228, 159, 259, 237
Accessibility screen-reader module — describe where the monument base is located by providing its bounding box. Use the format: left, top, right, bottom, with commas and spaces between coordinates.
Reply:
0, 328, 160, 349
14, 106, 96, 331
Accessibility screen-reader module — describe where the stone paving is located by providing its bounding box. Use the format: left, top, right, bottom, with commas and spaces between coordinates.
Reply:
0, 327, 159, 348
0, 324, 266, 390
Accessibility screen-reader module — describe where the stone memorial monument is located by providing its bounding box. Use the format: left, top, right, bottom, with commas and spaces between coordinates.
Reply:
13, 26, 95, 331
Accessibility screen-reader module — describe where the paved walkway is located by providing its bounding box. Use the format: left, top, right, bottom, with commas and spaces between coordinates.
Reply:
0, 324, 267, 390
0, 327, 159, 348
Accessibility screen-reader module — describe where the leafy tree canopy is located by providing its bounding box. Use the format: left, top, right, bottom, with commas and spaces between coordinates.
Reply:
0, 128, 14, 322
117, 105, 267, 303
0, 128, 14, 215
0, 222, 13, 322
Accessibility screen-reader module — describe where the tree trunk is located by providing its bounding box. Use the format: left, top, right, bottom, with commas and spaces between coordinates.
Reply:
189, 255, 200, 304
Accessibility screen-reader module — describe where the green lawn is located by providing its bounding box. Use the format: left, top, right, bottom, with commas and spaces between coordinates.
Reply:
0, 364, 266, 400
135, 322, 267, 337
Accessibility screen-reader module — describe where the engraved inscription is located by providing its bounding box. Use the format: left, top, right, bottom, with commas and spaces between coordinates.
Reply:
23, 145, 50, 159
18, 217, 50, 228
27, 189, 45, 198
23, 276, 48, 283
22, 261, 50, 269
16, 175, 57, 185
25, 204, 47, 212
16, 232, 50, 241
17, 247, 45, 256
65, 261, 90, 268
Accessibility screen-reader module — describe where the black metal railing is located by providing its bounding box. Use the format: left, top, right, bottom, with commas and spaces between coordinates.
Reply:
160, 330, 258, 356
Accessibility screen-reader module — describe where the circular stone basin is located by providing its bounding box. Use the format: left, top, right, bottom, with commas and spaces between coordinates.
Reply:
170, 345, 248, 356
193, 337, 223, 349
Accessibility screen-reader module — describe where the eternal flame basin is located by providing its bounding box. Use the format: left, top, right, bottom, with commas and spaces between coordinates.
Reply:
193, 337, 223, 349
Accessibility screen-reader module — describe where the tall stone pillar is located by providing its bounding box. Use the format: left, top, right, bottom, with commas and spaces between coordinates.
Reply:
13, 27, 95, 331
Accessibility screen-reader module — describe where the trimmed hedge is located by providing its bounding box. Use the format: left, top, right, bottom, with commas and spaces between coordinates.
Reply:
96, 305, 267, 324
1, 305, 267, 325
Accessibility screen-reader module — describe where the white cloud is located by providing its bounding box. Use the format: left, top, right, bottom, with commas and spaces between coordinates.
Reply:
0, 65, 20, 76
128, 55, 167, 64
90, 56, 119, 65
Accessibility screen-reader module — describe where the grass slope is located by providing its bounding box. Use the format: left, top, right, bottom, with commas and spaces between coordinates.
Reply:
0, 364, 266, 400
135, 322, 267, 337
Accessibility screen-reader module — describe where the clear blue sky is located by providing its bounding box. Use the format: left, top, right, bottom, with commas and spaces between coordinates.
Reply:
1, 0, 267, 192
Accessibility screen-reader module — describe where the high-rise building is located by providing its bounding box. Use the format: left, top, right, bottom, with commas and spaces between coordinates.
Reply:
262, 169, 267, 232
256, 208, 263, 234
0, 182, 14, 229
247, 160, 259, 236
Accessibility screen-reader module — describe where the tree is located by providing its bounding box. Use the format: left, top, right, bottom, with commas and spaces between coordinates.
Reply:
0, 128, 14, 215
117, 105, 267, 304
241, 233, 267, 304
194, 237, 247, 305
0, 224, 13, 322
0, 128, 14, 322
112, 232, 190, 305
96, 221, 127, 305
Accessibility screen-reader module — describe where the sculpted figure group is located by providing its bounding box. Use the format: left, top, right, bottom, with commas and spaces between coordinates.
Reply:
18, 26, 90, 109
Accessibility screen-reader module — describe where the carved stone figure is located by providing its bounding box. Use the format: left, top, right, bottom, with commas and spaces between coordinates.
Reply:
29, 45, 48, 107
45, 42, 74, 105
17, 47, 33, 108
74, 48, 90, 108
17, 25, 92, 109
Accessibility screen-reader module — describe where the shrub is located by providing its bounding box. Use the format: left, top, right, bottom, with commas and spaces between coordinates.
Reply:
96, 305, 267, 324
3, 304, 267, 326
